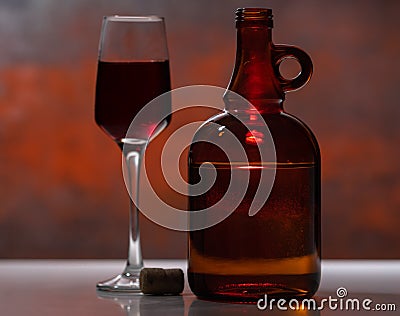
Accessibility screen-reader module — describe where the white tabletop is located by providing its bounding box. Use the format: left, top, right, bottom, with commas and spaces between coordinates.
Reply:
0, 260, 399, 315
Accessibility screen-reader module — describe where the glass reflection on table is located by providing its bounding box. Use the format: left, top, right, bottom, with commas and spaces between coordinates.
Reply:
96, 291, 185, 316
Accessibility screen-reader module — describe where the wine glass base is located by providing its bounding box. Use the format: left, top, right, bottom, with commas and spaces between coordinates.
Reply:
97, 270, 142, 293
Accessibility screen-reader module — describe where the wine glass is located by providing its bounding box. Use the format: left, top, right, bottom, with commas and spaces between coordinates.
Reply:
94, 15, 171, 292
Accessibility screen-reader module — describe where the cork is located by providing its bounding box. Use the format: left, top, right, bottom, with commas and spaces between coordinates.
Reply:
140, 268, 184, 295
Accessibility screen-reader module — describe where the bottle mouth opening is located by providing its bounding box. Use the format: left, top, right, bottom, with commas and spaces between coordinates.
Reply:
236, 8, 273, 27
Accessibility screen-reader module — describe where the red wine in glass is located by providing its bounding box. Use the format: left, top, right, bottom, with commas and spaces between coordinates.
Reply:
95, 60, 171, 143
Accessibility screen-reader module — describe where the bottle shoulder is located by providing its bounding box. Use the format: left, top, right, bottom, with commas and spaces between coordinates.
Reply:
270, 112, 321, 157
190, 111, 320, 164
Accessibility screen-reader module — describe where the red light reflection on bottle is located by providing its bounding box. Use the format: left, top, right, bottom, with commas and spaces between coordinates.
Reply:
245, 130, 264, 145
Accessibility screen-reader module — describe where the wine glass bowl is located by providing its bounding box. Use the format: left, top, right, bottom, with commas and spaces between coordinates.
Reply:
94, 15, 171, 292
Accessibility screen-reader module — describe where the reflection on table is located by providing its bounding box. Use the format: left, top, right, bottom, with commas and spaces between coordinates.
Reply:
0, 260, 398, 315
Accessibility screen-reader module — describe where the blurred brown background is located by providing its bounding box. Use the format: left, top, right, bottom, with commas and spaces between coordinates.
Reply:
0, 0, 399, 259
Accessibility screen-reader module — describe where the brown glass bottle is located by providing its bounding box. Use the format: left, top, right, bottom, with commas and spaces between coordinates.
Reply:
188, 8, 320, 301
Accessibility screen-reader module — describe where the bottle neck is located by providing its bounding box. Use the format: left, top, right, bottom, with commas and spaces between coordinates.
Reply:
238, 26, 273, 60
225, 21, 284, 114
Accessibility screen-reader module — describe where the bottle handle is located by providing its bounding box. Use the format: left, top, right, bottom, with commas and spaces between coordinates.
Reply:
272, 44, 313, 92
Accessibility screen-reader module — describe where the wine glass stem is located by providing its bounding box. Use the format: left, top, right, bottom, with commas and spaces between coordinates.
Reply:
124, 145, 145, 273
